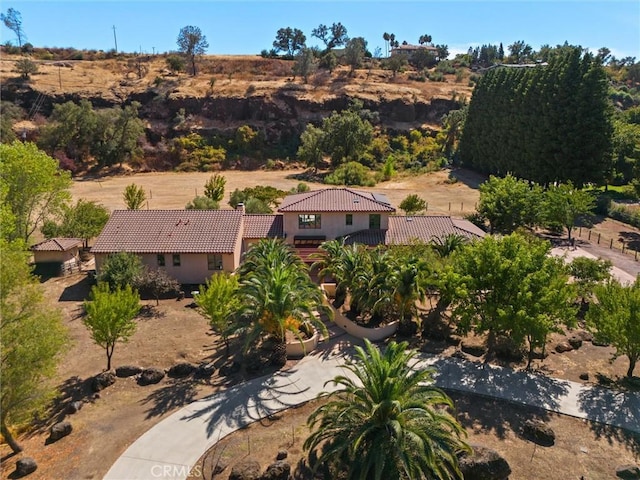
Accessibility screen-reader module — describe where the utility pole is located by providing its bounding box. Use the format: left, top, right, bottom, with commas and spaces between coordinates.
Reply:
112, 25, 118, 53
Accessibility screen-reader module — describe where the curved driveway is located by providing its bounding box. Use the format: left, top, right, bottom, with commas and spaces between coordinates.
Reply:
104, 333, 639, 480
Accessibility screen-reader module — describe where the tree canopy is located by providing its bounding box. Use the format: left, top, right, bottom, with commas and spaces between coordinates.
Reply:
459, 47, 613, 186
0, 141, 72, 242
83, 282, 140, 371
272, 27, 306, 59
123, 183, 146, 210
1, 240, 68, 453
450, 233, 576, 364
587, 279, 640, 377
304, 339, 470, 479
41, 199, 109, 247
1, 8, 25, 47
177, 25, 209, 75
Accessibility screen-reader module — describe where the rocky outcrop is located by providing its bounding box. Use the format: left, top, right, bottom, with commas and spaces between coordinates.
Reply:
458, 445, 511, 480
167, 362, 196, 378
15, 457, 38, 477
522, 419, 556, 446
49, 421, 73, 442
229, 459, 261, 480
137, 368, 165, 386
261, 460, 290, 480
92, 371, 116, 392
616, 465, 640, 479
116, 365, 143, 378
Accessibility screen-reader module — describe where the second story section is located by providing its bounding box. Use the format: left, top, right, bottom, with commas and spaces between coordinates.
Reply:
278, 188, 396, 246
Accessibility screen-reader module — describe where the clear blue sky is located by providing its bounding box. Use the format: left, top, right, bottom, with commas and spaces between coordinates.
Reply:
2, 1, 639, 60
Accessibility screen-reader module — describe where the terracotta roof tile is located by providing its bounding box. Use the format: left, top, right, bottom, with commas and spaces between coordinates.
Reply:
243, 215, 284, 239
31, 238, 83, 251
91, 210, 242, 254
344, 216, 485, 246
278, 188, 395, 213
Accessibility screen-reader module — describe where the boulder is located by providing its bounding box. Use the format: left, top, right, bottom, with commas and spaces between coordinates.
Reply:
567, 335, 583, 349
138, 368, 165, 386
592, 338, 610, 347
66, 401, 83, 414
522, 419, 556, 446
276, 450, 288, 460
15, 457, 38, 477
116, 365, 143, 377
194, 362, 216, 379
49, 421, 72, 442
579, 372, 589, 381
555, 341, 574, 353
461, 341, 486, 358
458, 445, 511, 480
616, 464, 640, 479
261, 460, 290, 480
229, 459, 261, 480
167, 362, 196, 378
92, 371, 116, 391
573, 330, 593, 342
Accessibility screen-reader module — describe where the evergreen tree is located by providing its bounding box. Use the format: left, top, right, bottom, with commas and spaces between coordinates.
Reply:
459, 47, 612, 186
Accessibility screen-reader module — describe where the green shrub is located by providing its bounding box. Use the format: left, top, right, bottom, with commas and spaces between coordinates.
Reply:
609, 204, 640, 229
325, 161, 375, 187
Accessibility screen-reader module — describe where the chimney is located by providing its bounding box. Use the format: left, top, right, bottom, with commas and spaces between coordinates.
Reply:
236, 202, 245, 215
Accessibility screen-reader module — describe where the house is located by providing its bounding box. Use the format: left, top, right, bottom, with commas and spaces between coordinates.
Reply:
278, 188, 396, 248
390, 44, 439, 57
91, 210, 243, 284
31, 237, 83, 276
92, 188, 484, 284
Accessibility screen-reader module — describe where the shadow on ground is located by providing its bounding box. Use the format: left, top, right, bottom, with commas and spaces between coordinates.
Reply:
58, 275, 93, 301
577, 386, 640, 456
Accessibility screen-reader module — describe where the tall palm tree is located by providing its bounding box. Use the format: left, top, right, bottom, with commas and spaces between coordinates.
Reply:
305, 340, 470, 480
237, 239, 330, 366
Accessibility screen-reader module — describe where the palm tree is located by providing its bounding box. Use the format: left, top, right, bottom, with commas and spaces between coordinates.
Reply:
352, 247, 395, 325
430, 233, 468, 259
237, 239, 330, 366
392, 257, 428, 330
305, 340, 470, 479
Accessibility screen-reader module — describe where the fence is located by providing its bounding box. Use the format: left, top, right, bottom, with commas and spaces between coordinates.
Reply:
575, 227, 640, 261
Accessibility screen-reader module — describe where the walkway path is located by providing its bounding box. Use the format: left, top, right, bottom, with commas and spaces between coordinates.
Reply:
104, 332, 640, 480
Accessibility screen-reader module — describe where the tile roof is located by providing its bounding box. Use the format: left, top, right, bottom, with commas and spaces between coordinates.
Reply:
31, 238, 83, 252
243, 215, 284, 239
278, 188, 395, 213
91, 210, 242, 254
344, 216, 485, 246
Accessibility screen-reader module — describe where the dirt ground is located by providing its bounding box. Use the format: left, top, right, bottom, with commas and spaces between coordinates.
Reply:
3, 168, 640, 478
70, 167, 483, 215
189, 392, 639, 480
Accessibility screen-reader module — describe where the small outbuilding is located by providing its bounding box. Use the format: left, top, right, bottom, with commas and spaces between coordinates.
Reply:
31, 237, 83, 276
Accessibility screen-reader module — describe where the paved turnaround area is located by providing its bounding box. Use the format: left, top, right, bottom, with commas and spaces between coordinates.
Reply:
104, 330, 640, 480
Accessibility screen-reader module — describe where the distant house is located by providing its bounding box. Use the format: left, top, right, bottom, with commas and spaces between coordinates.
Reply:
92, 188, 484, 284
31, 237, 83, 276
390, 44, 439, 58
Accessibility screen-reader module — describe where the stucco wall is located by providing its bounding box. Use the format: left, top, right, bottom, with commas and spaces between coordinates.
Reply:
33, 249, 79, 263
282, 212, 390, 243
95, 252, 235, 285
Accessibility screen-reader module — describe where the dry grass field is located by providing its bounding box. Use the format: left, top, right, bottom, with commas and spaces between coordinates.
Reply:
70, 168, 483, 215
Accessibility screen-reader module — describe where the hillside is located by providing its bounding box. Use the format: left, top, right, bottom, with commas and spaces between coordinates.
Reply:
1, 52, 472, 155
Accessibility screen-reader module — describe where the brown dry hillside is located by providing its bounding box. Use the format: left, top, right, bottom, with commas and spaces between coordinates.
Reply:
1, 52, 472, 141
